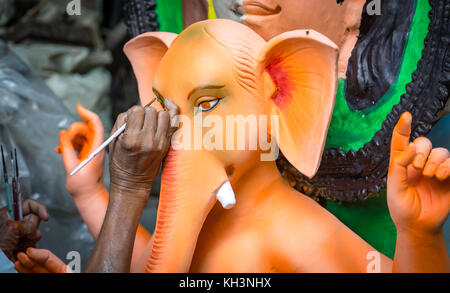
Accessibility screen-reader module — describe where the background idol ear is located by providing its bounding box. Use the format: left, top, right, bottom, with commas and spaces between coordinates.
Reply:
256, 30, 339, 178
124, 32, 178, 109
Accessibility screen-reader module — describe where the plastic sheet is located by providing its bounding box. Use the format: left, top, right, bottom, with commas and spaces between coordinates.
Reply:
0, 40, 94, 268
0, 0, 14, 26
9, 43, 114, 138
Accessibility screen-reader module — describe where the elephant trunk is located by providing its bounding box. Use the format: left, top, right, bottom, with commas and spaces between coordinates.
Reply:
145, 149, 234, 273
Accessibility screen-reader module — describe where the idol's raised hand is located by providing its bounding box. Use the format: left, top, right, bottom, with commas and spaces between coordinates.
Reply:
56, 104, 105, 199
387, 112, 449, 237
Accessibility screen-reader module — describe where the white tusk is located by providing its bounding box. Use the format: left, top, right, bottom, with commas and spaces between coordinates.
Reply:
216, 181, 236, 209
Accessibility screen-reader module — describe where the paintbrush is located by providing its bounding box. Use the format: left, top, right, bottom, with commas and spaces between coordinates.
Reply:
1, 145, 14, 218
11, 149, 23, 221
70, 98, 159, 176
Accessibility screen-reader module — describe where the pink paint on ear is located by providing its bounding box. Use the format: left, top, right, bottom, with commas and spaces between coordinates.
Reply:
266, 58, 293, 110
256, 30, 338, 178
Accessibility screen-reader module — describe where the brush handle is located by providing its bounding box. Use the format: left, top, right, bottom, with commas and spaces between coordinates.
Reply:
4, 180, 14, 219
70, 123, 127, 176
11, 178, 22, 221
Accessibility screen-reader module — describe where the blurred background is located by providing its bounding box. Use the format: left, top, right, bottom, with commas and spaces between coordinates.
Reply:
0, 0, 155, 269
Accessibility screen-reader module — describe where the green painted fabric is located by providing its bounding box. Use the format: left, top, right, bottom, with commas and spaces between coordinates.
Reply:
326, 190, 397, 258
325, 0, 429, 151
156, 0, 184, 33
325, 0, 430, 259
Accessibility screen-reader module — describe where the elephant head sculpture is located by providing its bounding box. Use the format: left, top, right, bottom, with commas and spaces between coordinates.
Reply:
124, 19, 338, 272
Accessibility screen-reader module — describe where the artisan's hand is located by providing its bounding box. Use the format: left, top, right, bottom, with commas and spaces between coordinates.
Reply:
109, 99, 179, 201
85, 100, 179, 273
0, 199, 49, 261
388, 112, 449, 237
15, 248, 70, 273
56, 104, 105, 198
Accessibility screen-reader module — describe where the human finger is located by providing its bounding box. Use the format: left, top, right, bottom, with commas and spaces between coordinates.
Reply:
27, 248, 68, 273
125, 106, 145, 133
17, 252, 37, 269
14, 261, 34, 273
165, 98, 180, 136
18, 214, 41, 237
22, 199, 49, 221
142, 106, 158, 135
155, 110, 170, 140
109, 112, 127, 155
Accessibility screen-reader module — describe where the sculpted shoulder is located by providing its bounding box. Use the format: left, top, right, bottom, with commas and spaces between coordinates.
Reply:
262, 182, 345, 272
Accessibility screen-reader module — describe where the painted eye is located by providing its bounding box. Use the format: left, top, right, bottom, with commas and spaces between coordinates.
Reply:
198, 99, 220, 112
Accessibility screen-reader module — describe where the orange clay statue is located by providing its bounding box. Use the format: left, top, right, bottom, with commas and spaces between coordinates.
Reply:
16, 19, 449, 273
242, 0, 367, 79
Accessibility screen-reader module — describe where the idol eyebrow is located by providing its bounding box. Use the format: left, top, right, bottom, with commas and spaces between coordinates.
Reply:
187, 85, 225, 100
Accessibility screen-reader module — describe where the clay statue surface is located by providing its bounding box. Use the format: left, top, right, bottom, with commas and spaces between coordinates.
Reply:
242, 0, 365, 79
210, 0, 450, 204
207, 0, 450, 260
123, 0, 450, 204
16, 19, 449, 273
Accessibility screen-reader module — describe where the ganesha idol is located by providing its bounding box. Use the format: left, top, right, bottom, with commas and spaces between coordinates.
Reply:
14, 20, 449, 273
203, 0, 450, 258
215, 0, 365, 79
209, 0, 450, 203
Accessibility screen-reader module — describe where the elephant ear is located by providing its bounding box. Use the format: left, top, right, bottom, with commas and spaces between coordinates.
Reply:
256, 30, 339, 179
124, 32, 178, 109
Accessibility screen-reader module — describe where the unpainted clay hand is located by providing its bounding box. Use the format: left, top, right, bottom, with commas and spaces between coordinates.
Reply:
109, 99, 179, 200
56, 104, 105, 198
15, 248, 70, 273
0, 199, 49, 261
388, 112, 450, 236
